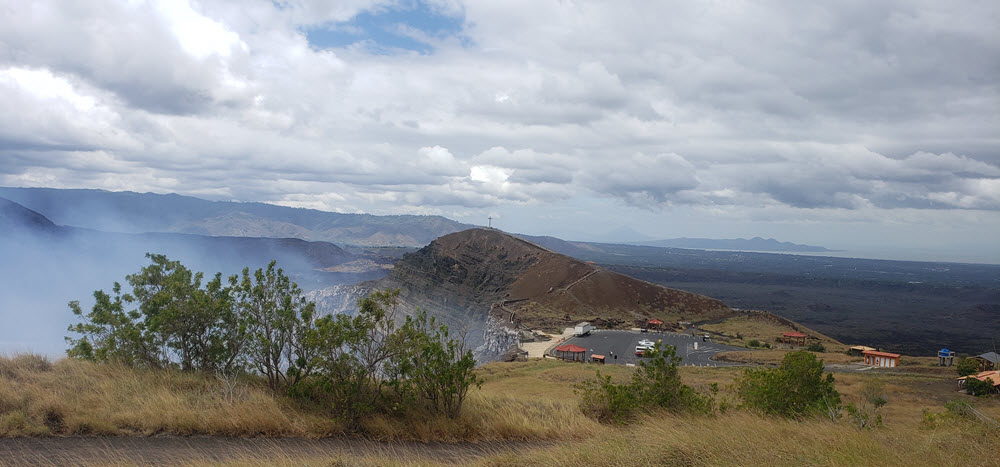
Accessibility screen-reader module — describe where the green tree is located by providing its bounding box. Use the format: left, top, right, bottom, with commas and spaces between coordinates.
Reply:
389, 310, 480, 418
67, 253, 228, 370
736, 350, 840, 418
955, 357, 980, 377
126, 254, 232, 371
66, 282, 158, 366
230, 260, 316, 390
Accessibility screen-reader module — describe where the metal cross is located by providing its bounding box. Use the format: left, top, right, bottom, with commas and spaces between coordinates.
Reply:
488, 216, 493, 228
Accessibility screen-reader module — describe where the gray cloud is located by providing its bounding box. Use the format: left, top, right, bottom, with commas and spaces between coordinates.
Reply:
0, 0, 997, 253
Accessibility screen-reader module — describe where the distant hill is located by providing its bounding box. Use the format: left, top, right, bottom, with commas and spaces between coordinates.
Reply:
0, 196, 394, 290
1, 196, 399, 354
633, 237, 833, 252
0, 187, 473, 247
0, 196, 60, 234
309, 228, 735, 362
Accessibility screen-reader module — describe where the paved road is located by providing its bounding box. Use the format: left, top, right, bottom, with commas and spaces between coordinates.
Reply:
555, 330, 747, 366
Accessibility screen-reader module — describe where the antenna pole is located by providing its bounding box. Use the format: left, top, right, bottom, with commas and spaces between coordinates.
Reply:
488, 216, 493, 228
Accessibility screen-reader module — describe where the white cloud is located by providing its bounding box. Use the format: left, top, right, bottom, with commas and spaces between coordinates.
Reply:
0, 0, 998, 254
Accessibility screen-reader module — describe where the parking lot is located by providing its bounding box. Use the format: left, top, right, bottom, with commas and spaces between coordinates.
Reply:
553, 330, 747, 366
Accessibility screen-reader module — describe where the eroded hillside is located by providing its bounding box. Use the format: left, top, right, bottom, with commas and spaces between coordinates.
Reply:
316, 228, 735, 361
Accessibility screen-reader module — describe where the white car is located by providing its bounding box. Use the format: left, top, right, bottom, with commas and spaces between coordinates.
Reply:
638, 339, 655, 347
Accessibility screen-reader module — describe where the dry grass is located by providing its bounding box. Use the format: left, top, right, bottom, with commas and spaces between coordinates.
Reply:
716, 349, 858, 366
4, 353, 999, 465
701, 313, 844, 351
475, 410, 1000, 466
715, 349, 955, 377
0, 356, 607, 442
0, 353, 340, 438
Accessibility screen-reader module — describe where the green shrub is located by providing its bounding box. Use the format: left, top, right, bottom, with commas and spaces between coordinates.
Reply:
736, 351, 840, 418
747, 339, 761, 348
964, 377, 995, 396
577, 343, 711, 424
944, 400, 975, 418
806, 343, 826, 352
955, 357, 980, 377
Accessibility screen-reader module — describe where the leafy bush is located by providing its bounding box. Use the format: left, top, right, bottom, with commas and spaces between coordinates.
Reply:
922, 400, 976, 428
736, 351, 840, 418
806, 343, 826, 352
67, 254, 237, 371
388, 310, 480, 418
577, 343, 711, 424
747, 339, 761, 348
68, 257, 482, 425
955, 357, 980, 377
945, 400, 975, 418
964, 377, 995, 396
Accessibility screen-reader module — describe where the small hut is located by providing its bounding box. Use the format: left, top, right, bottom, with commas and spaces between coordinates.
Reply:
957, 370, 1000, 393
553, 344, 587, 362
781, 332, 807, 346
863, 350, 901, 368
647, 318, 664, 332
972, 352, 1000, 371
591, 354, 606, 364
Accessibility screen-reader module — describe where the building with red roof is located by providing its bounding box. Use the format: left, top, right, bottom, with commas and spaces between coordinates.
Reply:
781, 331, 807, 346
553, 344, 587, 362
863, 350, 901, 368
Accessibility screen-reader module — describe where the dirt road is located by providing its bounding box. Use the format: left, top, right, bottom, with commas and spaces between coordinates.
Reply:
0, 436, 538, 465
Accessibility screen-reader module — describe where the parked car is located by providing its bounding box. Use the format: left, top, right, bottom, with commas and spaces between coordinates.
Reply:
638, 339, 655, 347
635, 345, 653, 356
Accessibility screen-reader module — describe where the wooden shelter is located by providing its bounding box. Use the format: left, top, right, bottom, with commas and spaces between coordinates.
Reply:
958, 370, 1000, 390
863, 350, 901, 368
553, 344, 587, 362
591, 354, 606, 364
972, 352, 1000, 371
781, 332, 807, 346
647, 318, 664, 332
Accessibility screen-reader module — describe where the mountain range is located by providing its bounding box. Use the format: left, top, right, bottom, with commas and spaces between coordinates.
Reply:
632, 237, 833, 252
0, 187, 472, 247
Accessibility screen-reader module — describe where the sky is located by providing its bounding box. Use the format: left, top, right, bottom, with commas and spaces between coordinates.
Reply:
0, 0, 998, 262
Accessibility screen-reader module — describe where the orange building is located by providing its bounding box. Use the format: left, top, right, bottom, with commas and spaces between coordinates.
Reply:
862, 350, 901, 368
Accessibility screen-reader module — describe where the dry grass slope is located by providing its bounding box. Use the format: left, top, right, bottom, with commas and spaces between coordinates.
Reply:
3, 355, 1000, 466
700, 311, 844, 350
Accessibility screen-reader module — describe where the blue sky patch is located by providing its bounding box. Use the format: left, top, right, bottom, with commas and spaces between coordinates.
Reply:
306, 1, 465, 54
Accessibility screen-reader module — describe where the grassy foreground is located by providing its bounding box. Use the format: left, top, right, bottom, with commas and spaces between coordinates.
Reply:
2, 354, 999, 466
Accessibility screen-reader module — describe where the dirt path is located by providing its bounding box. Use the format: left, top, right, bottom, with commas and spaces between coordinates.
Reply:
0, 436, 540, 466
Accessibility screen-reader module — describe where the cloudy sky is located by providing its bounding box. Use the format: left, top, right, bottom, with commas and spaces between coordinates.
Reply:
1, 1, 998, 262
